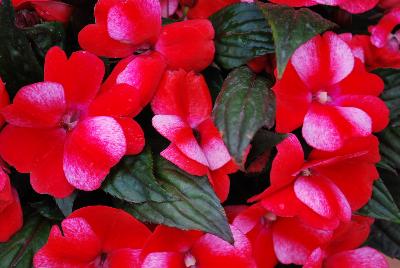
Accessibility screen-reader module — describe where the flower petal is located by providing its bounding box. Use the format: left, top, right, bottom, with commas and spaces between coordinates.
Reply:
114, 118, 145, 155
325, 247, 388, 268
107, 249, 142, 268
0, 190, 22, 242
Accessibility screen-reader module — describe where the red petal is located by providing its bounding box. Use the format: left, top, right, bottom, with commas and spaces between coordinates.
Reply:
155, 19, 215, 72
152, 115, 208, 166
208, 168, 230, 202
274, 63, 311, 133
160, 0, 179, 17
192, 225, 256, 268
232, 203, 267, 234
152, 70, 212, 128
335, 95, 389, 132
44, 46, 68, 83
64, 116, 126, 191
325, 247, 389, 268
187, 0, 240, 19
78, 24, 136, 58
30, 140, 74, 198
93, 0, 121, 24
339, 0, 379, 13
291, 32, 354, 90
302, 103, 371, 151
0, 78, 9, 127
106, 0, 161, 45
370, 8, 400, 48
0, 169, 13, 209
294, 175, 351, 221
89, 84, 142, 118
161, 144, 209, 176
115, 118, 145, 155
268, 0, 317, 7
272, 217, 333, 265
2, 82, 66, 128
259, 186, 301, 217
0, 125, 66, 173
0, 190, 22, 242
107, 249, 142, 268
252, 226, 278, 268
69, 206, 151, 251
142, 252, 185, 268
31, 0, 73, 23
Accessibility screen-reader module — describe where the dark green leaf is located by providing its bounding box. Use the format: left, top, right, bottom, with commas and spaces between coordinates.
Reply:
378, 126, 400, 171
0, 214, 52, 267
123, 157, 233, 243
23, 22, 65, 61
213, 66, 275, 167
258, 3, 336, 77
358, 179, 400, 223
103, 147, 176, 203
210, 3, 274, 69
375, 68, 400, 127
55, 191, 78, 217
30, 199, 64, 221
0, 0, 42, 98
203, 65, 225, 103
367, 220, 400, 259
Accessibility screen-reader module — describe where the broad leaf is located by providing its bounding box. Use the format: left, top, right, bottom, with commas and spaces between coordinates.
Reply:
0, 214, 52, 267
0, 0, 42, 98
103, 147, 176, 203
379, 126, 400, 171
358, 179, 400, 223
213, 66, 275, 167
259, 3, 336, 78
367, 220, 400, 260
123, 157, 233, 243
375, 68, 400, 127
210, 3, 274, 69
55, 192, 78, 217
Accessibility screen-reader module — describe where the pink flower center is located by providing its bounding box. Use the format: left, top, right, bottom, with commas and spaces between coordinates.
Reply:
184, 252, 197, 268
301, 169, 312, 176
314, 91, 331, 104
388, 30, 400, 52
61, 110, 81, 131
260, 212, 277, 225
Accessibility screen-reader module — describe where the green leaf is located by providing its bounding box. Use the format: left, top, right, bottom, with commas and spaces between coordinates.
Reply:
103, 147, 176, 203
210, 3, 274, 69
123, 157, 233, 243
213, 66, 275, 167
55, 191, 78, 217
30, 199, 64, 221
375, 68, 400, 127
23, 22, 65, 61
258, 3, 336, 78
0, 214, 52, 267
203, 65, 224, 103
378, 126, 400, 171
367, 220, 400, 259
358, 179, 400, 223
0, 0, 43, 98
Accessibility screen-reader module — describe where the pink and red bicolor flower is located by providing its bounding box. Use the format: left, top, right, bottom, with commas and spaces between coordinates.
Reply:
268, 0, 379, 14
0, 46, 146, 198
151, 69, 237, 202
33, 206, 151, 267
304, 216, 388, 268
249, 134, 380, 230
274, 31, 389, 151
78, 0, 215, 73
140, 225, 256, 268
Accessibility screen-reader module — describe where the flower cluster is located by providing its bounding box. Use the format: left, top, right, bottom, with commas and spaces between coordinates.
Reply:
0, 0, 398, 267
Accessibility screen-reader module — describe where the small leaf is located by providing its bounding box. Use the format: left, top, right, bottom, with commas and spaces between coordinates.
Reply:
358, 179, 400, 223
378, 126, 400, 171
213, 66, 275, 167
210, 3, 274, 69
258, 3, 336, 78
0, 214, 52, 267
367, 220, 400, 260
123, 157, 233, 243
103, 147, 176, 203
55, 191, 78, 217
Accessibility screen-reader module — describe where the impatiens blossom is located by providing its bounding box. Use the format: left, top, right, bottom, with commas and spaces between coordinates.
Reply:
370, 8, 400, 49
227, 204, 334, 267
151, 69, 237, 201
379, 0, 400, 9
249, 134, 380, 230
274, 31, 389, 151
0, 47, 145, 198
186, 0, 239, 19
304, 216, 388, 268
160, 0, 179, 17
11, 0, 72, 26
33, 206, 151, 267
0, 168, 23, 242
78, 0, 215, 72
141, 225, 256, 268
268, 0, 379, 14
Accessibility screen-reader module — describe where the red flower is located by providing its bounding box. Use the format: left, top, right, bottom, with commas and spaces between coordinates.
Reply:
0, 79, 9, 127
160, 0, 179, 17
379, 0, 400, 9
140, 225, 256, 268
304, 216, 388, 268
227, 204, 334, 267
274, 31, 389, 151
78, 0, 214, 72
249, 134, 380, 230
151, 69, 237, 202
33, 206, 151, 267
268, 0, 379, 14
0, 168, 23, 242
12, 0, 72, 25
186, 0, 239, 19
0, 47, 145, 198
370, 8, 400, 49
